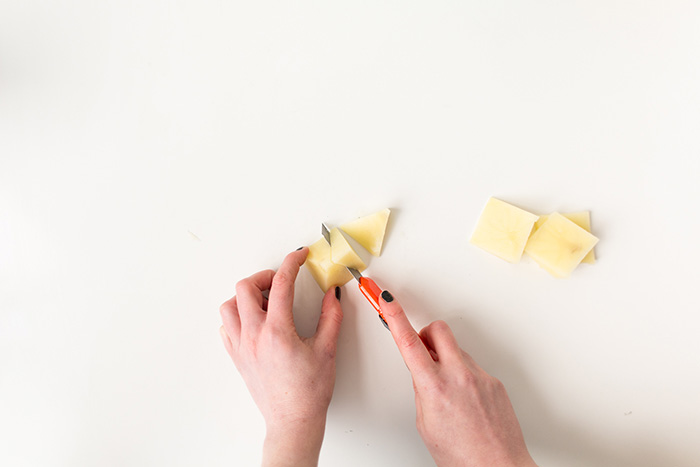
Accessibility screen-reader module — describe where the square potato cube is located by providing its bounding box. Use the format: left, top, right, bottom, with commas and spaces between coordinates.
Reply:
533, 212, 596, 264
525, 212, 598, 278
470, 198, 539, 263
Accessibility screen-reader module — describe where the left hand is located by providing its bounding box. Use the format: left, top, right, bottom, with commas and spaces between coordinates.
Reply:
219, 247, 344, 466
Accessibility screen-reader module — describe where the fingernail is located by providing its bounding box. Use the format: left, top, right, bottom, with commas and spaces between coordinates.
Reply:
335, 286, 341, 300
381, 290, 394, 302
379, 314, 390, 330
296, 246, 304, 251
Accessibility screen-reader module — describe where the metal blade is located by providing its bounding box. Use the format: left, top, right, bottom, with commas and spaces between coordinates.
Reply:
323, 223, 361, 283
321, 223, 331, 245
347, 267, 362, 282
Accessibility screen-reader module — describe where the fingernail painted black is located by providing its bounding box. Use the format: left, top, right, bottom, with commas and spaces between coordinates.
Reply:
296, 246, 304, 251
335, 286, 341, 300
379, 314, 390, 330
381, 290, 394, 302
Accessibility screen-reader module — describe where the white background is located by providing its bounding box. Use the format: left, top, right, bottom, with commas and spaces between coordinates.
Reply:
2, 1, 699, 466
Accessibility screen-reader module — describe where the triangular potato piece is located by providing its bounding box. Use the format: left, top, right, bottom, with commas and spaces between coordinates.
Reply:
329, 228, 366, 271
340, 208, 391, 257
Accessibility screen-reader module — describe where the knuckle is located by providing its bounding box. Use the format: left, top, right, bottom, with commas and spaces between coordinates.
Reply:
416, 378, 450, 411
326, 296, 343, 315
489, 376, 505, 392
235, 278, 251, 295
264, 326, 291, 347
321, 342, 337, 360
271, 271, 292, 290
426, 378, 448, 397
266, 325, 285, 340
219, 300, 234, 317
425, 320, 451, 339
327, 307, 343, 326
456, 367, 478, 388
262, 268, 276, 279
398, 330, 422, 351
383, 303, 403, 318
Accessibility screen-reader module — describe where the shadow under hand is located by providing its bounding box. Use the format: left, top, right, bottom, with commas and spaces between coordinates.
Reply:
293, 270, 694, 467
442, 309, 694, 467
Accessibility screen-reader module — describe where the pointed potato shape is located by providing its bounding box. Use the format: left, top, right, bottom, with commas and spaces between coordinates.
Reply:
533, 212, 595, 264
304, 237, 353, 292
524, 212, 598, 278
330, 227, 366, 271
340, 208, 391, 256
470, 198, 538, 263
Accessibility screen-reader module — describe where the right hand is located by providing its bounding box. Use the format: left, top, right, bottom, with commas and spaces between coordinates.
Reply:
379, 291, 537, 467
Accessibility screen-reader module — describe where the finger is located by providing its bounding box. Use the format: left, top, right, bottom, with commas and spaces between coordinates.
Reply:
425, 346, 439, 362
379, 290, 434, 376
418, 320, 462, 364
418, 332, 438, 361
236, 269, 275, 328
266, 247, 309, 330
219, 325, 234, 359
314, 286, 343, 352
219, 296, 241, 347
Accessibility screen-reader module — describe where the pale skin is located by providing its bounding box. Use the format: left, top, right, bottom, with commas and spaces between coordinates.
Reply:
219, 247, 537, 466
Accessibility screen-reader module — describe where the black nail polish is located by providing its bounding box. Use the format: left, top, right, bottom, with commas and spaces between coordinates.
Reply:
296, 246, 304, 251
335, 286, 341, 300
381, 290, 394, 302
379, 314, 390, 330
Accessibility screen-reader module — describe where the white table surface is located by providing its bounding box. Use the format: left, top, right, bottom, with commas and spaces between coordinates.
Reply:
2, 2, 699, 466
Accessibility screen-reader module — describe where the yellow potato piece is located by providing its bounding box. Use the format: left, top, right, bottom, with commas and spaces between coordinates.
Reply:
329, 228, 366, 271
524, 212, 598, 278
340, 208, 391, 257
470, 198, 539, 263
533, 212, 595, 264
304, 238, 353, 292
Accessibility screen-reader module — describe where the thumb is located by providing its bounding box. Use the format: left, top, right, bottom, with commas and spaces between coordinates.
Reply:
314, 286, 344, 351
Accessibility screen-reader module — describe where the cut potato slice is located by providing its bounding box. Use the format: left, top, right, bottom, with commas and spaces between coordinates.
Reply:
524, 212, 598, 278
305, 238, 353, 292
533, 212, 595, 264
330, 227, 366, 271
470, 198, 539, 263
340, 208, 391, 257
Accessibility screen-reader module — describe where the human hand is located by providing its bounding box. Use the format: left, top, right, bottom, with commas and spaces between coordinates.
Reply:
379, 291, 537, 467
219, 247, 344, 467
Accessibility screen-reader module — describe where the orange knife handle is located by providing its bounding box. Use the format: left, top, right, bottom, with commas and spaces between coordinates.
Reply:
359, 277, 381, 311
359, 277, 389, 329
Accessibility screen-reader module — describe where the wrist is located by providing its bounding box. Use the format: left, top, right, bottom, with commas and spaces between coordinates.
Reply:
262, 416, 327, 467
